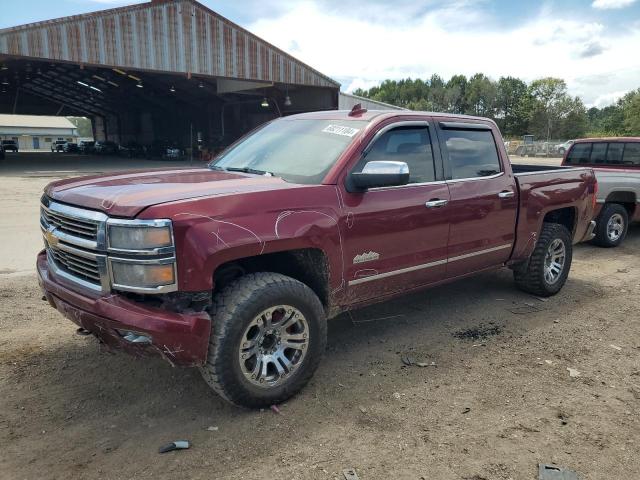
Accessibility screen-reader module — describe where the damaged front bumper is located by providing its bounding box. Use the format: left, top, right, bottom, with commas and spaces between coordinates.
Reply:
37, 251, 211, 367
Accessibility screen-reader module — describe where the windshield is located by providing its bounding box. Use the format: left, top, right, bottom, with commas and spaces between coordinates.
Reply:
211, 119, 368, 184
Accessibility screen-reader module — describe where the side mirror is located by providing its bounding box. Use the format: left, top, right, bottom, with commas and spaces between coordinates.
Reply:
349, 161, 410, 191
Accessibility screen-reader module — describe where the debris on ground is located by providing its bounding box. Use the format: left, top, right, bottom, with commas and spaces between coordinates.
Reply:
462, 407, 471, 414
401, 354, 416, 366
610, 344, 622, 351
453, 323, 503, 341
545, 360, 553, 365
617, 268, 629, 273
76, 327, 91, 336
392, 392, 403, 399
270, 404, 281, 415
401, 354, 437, 368
358, 406, 367, 414
557, 411, 569, 426
343, 468, 360, 480
509, 303, 544, 315
567, 368, 581, 378
538, 463, 580, 479
206, 426, 218, 432
158, 440, 190, 454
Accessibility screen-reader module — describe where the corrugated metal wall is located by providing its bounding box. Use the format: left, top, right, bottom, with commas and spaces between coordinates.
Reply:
0, 0, 338, 89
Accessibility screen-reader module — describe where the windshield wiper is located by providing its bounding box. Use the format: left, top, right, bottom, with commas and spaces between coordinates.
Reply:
223, 166, 275, 176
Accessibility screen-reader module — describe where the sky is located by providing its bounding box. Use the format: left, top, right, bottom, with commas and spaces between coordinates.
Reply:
1, 0, 639, 107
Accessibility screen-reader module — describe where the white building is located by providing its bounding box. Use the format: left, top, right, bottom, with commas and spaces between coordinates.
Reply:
0, 114, 79, 151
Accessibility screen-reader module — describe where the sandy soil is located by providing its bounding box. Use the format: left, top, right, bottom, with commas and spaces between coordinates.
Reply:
1, 154, 639, 480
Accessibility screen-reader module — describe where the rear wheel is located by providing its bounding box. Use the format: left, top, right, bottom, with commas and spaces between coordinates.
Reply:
200, 272, 327, 408
514, 223, 573, 297
592, 203, 628, 248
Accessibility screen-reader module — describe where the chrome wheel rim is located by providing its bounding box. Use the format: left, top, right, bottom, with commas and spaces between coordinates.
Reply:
606, 213, 624, 242
238, 305, 309, 388
544, 239, 566, 285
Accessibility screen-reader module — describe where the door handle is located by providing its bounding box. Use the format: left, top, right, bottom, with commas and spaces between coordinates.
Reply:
425, 199, 449, 208
498, 191, 515, 199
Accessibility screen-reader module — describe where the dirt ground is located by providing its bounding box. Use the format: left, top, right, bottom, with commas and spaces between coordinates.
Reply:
1, 153, 639, 480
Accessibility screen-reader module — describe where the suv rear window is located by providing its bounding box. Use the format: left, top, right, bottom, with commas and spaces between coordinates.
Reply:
566, 141, 640, 166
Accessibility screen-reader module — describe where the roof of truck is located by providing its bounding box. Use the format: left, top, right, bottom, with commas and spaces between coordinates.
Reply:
287, 110, 496, 124
573, 137, 640, 143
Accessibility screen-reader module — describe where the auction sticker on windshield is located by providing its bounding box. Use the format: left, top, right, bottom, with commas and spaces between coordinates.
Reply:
322, 125, 361, 137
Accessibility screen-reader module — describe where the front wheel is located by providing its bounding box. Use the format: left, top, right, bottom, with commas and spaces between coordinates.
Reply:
514, 223, 573, 297
592, 203, 628, 248
200, 272, 327, 408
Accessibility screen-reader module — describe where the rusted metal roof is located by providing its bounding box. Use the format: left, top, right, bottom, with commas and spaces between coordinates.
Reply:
0, 0, 339, 89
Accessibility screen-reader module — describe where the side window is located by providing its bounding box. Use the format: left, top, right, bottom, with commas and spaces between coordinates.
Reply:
623, 143, 640, 165
364, 126, 436, 184
590, 143, 607, 164
606, 143, 624, 164
442, 129, 501, 179
566, 143, 592, 164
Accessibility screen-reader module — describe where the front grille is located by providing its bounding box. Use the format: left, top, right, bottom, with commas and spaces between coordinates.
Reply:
41, 207, 99, 241
48, 246, 101, 285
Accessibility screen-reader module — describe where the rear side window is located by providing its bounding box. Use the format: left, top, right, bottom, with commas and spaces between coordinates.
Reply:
590, 143, 607, 164
607, 143, 624, 164
364, 126, 436, 184
566, 143, 592, 164
623, 143, 640, 165
442, 129, 501, 179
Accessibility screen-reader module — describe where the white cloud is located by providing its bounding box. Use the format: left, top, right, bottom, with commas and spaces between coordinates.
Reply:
591, 90, 628, 108
592, 0, 637, 9
248, 1, 640, 105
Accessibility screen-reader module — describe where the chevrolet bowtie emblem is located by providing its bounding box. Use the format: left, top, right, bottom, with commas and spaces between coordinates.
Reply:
45, 229, 59, 247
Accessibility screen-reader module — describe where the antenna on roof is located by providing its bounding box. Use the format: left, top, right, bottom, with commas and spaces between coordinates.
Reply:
348, 103, 368, 117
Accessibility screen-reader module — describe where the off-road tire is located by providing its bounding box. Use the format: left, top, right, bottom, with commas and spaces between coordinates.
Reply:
514, 223, 572, 297
592, 203, 628, 248
200, 272, 327, 408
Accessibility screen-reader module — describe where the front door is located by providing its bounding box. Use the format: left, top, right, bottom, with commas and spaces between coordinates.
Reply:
436, 122, 518, 278
341, 121, 451, 303
33, 137, 40, 150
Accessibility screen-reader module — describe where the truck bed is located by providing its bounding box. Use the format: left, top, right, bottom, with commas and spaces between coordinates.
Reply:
509, 162, 597, 263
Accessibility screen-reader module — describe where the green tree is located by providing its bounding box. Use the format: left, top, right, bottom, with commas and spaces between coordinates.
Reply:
67, 117, 93, 138
621, 89, 640, 135
445, 75, 468, 114
528, 78, 577, 139
496, 76, 530, 137
465, 73, 497, 117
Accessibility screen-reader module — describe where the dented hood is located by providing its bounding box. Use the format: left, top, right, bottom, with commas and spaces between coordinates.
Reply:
45, 168, 299, 217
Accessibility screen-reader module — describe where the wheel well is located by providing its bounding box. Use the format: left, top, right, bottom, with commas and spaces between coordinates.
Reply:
604, 192, 636, 217
213, 249, 330, 308
543, 207, 576, 235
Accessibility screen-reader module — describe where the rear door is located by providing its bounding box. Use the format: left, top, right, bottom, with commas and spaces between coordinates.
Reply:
341, 120, 450, 302
436, 121, 518, 278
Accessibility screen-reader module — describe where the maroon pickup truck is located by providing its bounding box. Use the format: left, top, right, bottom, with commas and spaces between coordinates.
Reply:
37, 108, 597, 407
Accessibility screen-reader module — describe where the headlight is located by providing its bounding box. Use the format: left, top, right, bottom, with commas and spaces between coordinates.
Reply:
108, 222, 173, 251
111, 261, 175, 289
